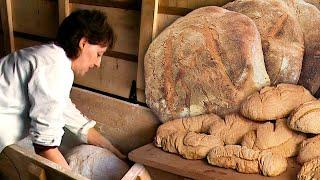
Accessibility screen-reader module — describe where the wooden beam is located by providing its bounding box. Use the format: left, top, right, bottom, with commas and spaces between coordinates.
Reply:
0, 0, 14, 54
70, 0, 141, 11
58, 0, 70, 24
136, 0, 159, 90
122, 163, 152, 180
1, 144, 87, 179
158, 6, 192, 16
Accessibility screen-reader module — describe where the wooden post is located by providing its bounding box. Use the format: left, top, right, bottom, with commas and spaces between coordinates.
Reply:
121, 163, 152, 180
0, 0, 14, 54
136, 0, 159, 92
58, 0, 70, 24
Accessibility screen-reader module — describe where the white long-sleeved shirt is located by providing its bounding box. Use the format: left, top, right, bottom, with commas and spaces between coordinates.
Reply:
0, 43, 95, 150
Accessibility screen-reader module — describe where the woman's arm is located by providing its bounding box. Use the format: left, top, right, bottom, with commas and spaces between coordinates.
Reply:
87, 128, 126, 159
34, 146, 70, 169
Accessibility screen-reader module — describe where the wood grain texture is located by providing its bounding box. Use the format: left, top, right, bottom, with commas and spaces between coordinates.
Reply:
1, 144, 87, 179
70, 3, 140, 56
0, 0, 14, 54
11, 0, 59, 38
74, 56, 138, 99
136, 0, 159, 90
70, 87, 160, 154
129, 143, 300, 180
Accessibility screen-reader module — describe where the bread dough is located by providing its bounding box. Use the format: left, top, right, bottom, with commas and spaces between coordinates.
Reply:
65, 145, 129, 180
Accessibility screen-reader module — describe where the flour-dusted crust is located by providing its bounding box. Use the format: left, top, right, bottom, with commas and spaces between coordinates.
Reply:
145, 6, 270, 122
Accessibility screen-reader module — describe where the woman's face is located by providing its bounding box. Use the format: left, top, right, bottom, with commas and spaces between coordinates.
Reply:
71, 37, 107, 76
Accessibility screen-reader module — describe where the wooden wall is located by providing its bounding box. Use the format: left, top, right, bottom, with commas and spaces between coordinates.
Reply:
0, 0, 234, 103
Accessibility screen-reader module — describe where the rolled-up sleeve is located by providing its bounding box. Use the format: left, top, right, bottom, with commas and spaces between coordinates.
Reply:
63, 99, 96, 143
28, 63, 73, 147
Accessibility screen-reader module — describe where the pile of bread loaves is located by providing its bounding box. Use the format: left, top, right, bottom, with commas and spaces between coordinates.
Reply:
144, 0, 320, 178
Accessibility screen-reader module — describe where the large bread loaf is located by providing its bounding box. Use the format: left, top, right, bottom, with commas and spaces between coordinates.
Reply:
285, 0, 320, 95
224, 0, 304, 85
145, 6, 270, 122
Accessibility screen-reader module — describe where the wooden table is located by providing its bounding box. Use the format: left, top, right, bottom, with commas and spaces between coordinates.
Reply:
129, 143, 301, 180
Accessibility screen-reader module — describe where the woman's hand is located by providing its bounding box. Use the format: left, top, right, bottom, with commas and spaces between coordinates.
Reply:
87, 128, 127, 159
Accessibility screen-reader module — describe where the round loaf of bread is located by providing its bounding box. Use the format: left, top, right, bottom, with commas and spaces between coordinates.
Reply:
298, 135, 320, 164
224, 0, 304, 85
298, 157, 320, 180
144, 6, 270, 122
288, 100, 320, 134
240, 84, 315, 121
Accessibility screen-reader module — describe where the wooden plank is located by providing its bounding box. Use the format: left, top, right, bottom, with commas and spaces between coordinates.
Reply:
11, 0, 59, 38
2, 144, 88, 180
154, 13, 180, 38
58, 0, 70, 24
158, 0, 234, 9
122, 163, 152, 180
70, 0, 141, 11
70, 3, 140, 56
14, 37, 43, 50
129, 144, 301, 180
0, 0, 15, 54
0, 152, 20, 179
136, 0, 159, 90
74, 56, 138, 99
69, 87, 160, 154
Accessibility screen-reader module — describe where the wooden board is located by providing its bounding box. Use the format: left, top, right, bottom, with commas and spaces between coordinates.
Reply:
0, 144, 87, 180
136, 0, 159, 90
70, 3, 140, 56
14, 36, 43, 50
129, 144, 301, 180
74, 56, 138, 99
69, 87, 160, 154
0, 0, 14, 54
11, 0, 59, 38
158, 0, 234, 9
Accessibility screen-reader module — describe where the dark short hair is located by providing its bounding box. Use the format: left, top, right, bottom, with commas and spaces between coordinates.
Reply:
56, 9, 114, 59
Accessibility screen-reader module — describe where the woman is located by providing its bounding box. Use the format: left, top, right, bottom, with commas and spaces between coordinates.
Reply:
0, 9, 125, 169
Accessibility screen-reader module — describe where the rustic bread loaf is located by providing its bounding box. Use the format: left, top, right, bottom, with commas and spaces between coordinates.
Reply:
209, 113, 261, 145
288, 100, 320, 133
65, 145, 129, 180
262, 133, 306, 158
298, 135, 320, 164
298, 157, 320, 180
224, 0, 304, 85
242, 119, 292, 150
154, 113, 223, 159
240, 84, 315, 121
145, 6, 270, 122
207, 145, 287, 176
285, 0, 320, 95
305, 0, 320, 10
